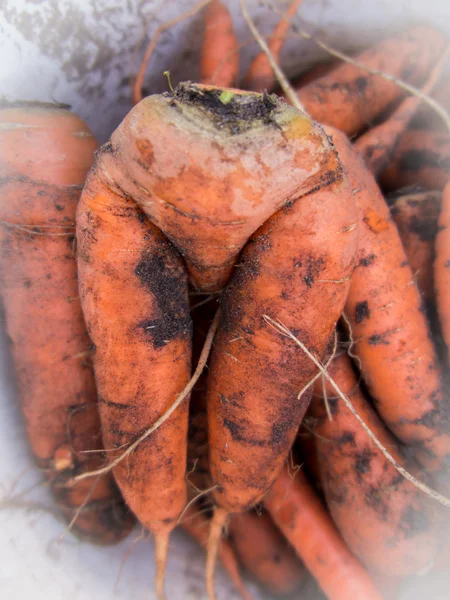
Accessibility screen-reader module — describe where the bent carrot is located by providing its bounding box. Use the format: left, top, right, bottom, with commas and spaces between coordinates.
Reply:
228, 510, 307, 596
77, 175, 192, 598
379, 129, 450, 192
355, 47, 449, 175
200, 0, 239, 87
182, 505, 253, 600
0, 102, 134, 543
329, 128, 450, 472
435, 182, 450, 360
295, 26, 447, 136
390, 190, 441, 302
265, 465, 383, 600
244, 0, 303, 92
311, 352, 438, 576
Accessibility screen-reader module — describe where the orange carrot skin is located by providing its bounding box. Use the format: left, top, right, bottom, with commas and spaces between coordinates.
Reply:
229, 511, 307, 596
0, 104, 134, 543
200, 0, 239, 87
244, 0, 303, 93
296, 26, 447, 136
435, 182, 450, 359
265, 466, 383, 600
208, 172, 358, 513
329, 128, 450, 471
77, 174, 192, 539
311, 353, 438, 576
182, 505, 253, 600
390, 190, 441, 302
379, 129, 450, 192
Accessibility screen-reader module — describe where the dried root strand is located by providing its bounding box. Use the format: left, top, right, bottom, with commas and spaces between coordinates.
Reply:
263, 314, 450, 509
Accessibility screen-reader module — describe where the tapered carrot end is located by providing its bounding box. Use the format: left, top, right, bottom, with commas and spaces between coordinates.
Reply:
206, 507, 229, 600
155, 531, 170, 600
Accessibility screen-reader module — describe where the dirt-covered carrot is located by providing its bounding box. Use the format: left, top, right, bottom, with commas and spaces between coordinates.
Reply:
390, 190, 441, 302
0, 102, 134, 543
329, 128, 450, 471
379, 129, 450, 192
265, 465, 383, 600
355, 47, 450, 175
295, 26, 447, 136
77, 175, 192, 599
244, 0, 303, 92
205, 145, 358, 596
200, 0, 239, 87
228, 510, 307, 596
77, 83, 344, 596
182, 505, 253, 600
435, 182, 450, 359
310, 352, 438, 576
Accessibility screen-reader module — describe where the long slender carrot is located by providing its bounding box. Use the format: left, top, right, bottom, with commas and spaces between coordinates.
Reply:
390, 190, 441, 302
311, 352, 439, 576
265, 465, 383, 600
205, 161, 358, 596
0, 102, 134, 543
295, 26, 448, 136
435, 182, 450, 359
379, 129, 450, 192
200, 0, 239, 87
182, 505, 253, 600
228, 510, 307, 596
77, 175, 192, 599
355, 47, 450, 175
244, 0, 303, 92
329, 127, 450, 472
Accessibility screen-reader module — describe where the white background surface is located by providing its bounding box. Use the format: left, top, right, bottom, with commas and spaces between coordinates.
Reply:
1, 1, 450, 598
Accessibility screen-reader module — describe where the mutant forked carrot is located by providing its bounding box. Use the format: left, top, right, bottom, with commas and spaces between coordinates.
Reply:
379, 129, 450, 192
0, 102, 134, 543
390, 190, 441, 302
228, 510, 307, 596
265, 465, 383, 600
295, 26, 448, 136
435, 182, 450, 360
182, 504, 252, 600
77, 83, 348, 596
329, 128, 450, 473
244, 0, 303, 92
205, 139, 358, 595
311, 352, 438, 576
355, 47, 450, 175
200, 0, 239, 87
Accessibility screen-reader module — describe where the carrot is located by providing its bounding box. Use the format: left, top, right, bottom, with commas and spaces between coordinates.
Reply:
244, 0, 303, 92
310, 352, 439, 576
182, 505, 253, 600
77, 82, 341, 596
77, 174, 191, 598
435, 182, 450, 360
0, 102, 134, 543
264, 465, 383, 600
205, 146, 358, 596
295, 26, 448, 136
200, 0, 239, 87
228, 510, 307, 596
379, 129, 450, 192
328, 128, 450, 472
355, 47, 450, 175
390, 190, 441, 302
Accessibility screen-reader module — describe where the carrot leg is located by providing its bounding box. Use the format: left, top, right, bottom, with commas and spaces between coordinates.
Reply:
435, 182, 450, 360
77, 174, 192, 596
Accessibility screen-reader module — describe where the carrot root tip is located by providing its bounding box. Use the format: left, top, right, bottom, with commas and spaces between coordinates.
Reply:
206, 507, 229, 600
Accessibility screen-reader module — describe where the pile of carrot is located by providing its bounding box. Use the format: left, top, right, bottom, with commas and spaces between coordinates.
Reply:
2, 1, 450, 599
